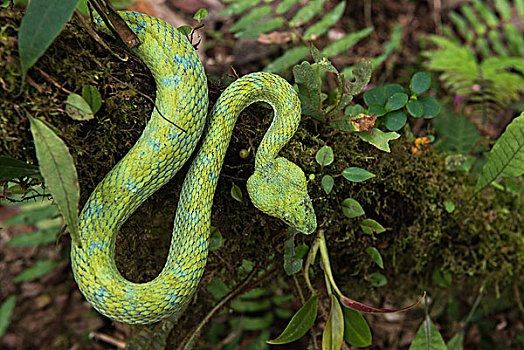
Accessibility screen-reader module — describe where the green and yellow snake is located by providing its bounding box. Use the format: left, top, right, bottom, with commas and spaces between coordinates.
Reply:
71, 12, 316, 324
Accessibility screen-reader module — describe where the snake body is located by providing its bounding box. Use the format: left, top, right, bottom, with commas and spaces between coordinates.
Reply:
71, 12, 316, 324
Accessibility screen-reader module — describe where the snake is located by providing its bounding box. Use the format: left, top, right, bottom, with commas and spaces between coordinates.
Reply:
71, 11, 317, 325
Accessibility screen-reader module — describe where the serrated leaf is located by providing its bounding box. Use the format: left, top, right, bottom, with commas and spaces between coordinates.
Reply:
28, 116, 80, 245
359, 218, 385, 235
343, 307, 372, 347
315, 145, 334, 166
6, 226, 59, 247
18, 0, 79, 77
341, 198, 365, 218
322, 295, 344, 350
0, 156, 40, 182
384, 111, 407, 131
0, 296, 16, 340
235, 17, 284, 38
304, 1, 345, 40
65, 93, 94, 121
475, 112, 524, 194
193, 8, 208, 22
420, 96, 439, 118
346, 59, 372, 95
323, 27, 373, 58
231, 183, 243, 202
385, 92, 408, 111
208, 226, 223, 252
13, 260, 59, 283
357, 128, 400, 152
368, 272, 387, 287
321, 175, 334, 194
408, 317, 447, 350
365, 247, 383, 269
410, 72, 431, 95
82, 85, 101, 114
265, 46, 310, 73
342, 167, 375, 182
267, 295, 318, 344
407, 99, 424, 117
293, 61, 324, 119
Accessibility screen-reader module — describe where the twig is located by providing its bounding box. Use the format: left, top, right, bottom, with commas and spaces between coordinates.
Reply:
87, 0, 139, 48
38, 69, 74, 95
89, 332, 126, 348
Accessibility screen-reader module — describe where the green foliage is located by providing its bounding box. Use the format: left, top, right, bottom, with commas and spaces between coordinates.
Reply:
18, 0, 80, 77
341, 167, 375, 182
432, 107, 480, 154
322, 295, 344, 350
0, 296, 16, 340
341, 198, 365, 218
408, 316, 447, 350
475, 112, 524, 194
422, 0, 524, 117
65, 93, 95, 121
0, 156, 40, 181
343, 308, 372, 347
29, 116, 80, 245
315, 145, 334, 166
365, 247, 384, 269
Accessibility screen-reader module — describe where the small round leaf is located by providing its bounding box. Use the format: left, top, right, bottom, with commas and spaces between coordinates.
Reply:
363, 87, 386, 107
406, 99, 424, 117
384, 84, 405, 98
341, 198, 365, 218
420, 96, 440, 118
410, 72, 431, 95
321, 175, 334, 194
315, 145, 334, 166
368, 272, 387, 287
385, 92, 408, 111
383, 111, 407, 131
367, 104, 387, 117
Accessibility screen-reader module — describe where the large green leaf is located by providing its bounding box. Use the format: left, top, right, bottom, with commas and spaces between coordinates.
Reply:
475, 112, 524, 193
408, 316, 447, 350
322, 295, 344, 350
18, 0, 80, 76
267, 295, 318, 344
0, 156, 40, 182
29, 116, 80, 245
343, 307, 372, 347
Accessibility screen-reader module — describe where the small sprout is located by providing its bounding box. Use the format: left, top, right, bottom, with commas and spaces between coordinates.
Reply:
193, 8, 208, 23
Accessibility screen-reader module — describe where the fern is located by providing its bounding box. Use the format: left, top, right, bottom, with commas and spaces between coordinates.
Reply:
422, 0, 524, 118
475, 112, 524, 194
220, 0, 399, 74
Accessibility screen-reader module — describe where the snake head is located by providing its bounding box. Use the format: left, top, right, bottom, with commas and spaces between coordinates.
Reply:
247, 157, 317, 234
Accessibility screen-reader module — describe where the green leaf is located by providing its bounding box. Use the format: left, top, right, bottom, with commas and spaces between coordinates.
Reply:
284, 232, 302, 275
321, 175, 334, 194
28, 116, 80, 245
365, 247, 384, 269
231, 183, 243, 203
475, 112, 524, 194
343, 307, 372, 347
432, 109, 479, 153
177, 25, 191, 35
323, 27, 373, 58
346, 59, 372, 95
447, 332, 464, 350
315, 145, 334, 166
359, 218, 386, 235
432, 267, 452, 289
292, 61, 324, 119
18, 0, 79, 76
383, 111, 407, 131
443, 200, 455, 213
408, 317, 447, 350
342, 167, 375, 182
357, 128, 400, 152
265, 46, 310, 73
65, 93, 94, 121
368, 105, 387, 117
384, 84, 405, 98
235, 17, 284, 38
0, 296, 16, 340
367, 272, 387, 287
304, 1, 345, 40
228, 6, 271, 32
289, 0, 325, 26
0, 156, 40, 182
218, 0, 261, 16
276, 0, 302, 14
193, 8, 208, 22
385, 92, 408, 111
82, 85, 102, 114
3, 204, 59, 226
363, 87, 386, 107
208, 226, 224, 252
406, 99, 424, 117
341, 198, 365, 218
322, 295, 344, 350
6, 226, 59, 247
410, 72, 431, 95
420, 96, 439, 118
267, 295, 318, 344
13, 260, 59, 283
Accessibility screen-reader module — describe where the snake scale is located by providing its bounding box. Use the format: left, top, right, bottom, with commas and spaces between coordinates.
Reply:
71, 12, 317, 324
